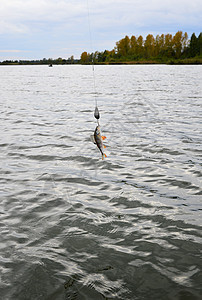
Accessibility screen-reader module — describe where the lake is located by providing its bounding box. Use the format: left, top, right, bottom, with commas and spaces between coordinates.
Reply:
0, 65, 202, 299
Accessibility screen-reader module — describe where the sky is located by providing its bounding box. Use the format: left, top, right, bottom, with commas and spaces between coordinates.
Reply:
0, 0, 201, 61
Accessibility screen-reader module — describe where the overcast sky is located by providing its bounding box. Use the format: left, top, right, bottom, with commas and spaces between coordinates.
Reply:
0, 0, 201, 60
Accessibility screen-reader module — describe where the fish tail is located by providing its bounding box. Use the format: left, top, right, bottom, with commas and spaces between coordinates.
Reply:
102, 153, 107, 160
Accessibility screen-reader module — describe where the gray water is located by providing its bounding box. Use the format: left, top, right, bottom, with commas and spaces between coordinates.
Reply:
0, 65, 202, 300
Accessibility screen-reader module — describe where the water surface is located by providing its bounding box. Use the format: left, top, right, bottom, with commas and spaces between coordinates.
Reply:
0, 65, 202, 299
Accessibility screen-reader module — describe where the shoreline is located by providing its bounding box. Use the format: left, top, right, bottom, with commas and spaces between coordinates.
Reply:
0, 58, 202, 66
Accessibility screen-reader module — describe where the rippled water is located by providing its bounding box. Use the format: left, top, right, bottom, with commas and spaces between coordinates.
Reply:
0, 65, 202, 300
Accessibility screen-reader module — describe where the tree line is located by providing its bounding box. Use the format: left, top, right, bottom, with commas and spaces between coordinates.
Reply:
1, 32, 201, 65
80, 31, 202, 63
0, 57, 79, 65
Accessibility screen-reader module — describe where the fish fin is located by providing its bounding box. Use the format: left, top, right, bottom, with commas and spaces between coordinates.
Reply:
102, 153, 107, 160
90, 135, 96, 144
103, 145, 106, 149
102, 136, 106, 140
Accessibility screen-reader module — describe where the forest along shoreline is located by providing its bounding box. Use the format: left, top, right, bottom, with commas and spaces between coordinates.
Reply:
1, 31, 201, 65
80, 31, 202, 65
0, 58, 201, 65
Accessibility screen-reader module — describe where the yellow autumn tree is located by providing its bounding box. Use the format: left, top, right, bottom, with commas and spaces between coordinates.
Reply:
80, 51, 90, 63
182, 32, 189, 52
130, 35, 137, 56
164, 34, 173, 57
136, 35, 144, 57
116, 35, 130, 57
173, 31, 183, 58
144, 34, 155, 58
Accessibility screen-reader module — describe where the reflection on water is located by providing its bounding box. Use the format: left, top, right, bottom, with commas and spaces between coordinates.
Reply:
0, 65, 202, 299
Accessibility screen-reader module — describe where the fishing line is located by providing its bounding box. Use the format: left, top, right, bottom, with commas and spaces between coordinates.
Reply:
86, 0, 100, 121
86, 0, 107, 160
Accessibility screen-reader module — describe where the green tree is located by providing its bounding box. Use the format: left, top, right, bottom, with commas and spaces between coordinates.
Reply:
56, 57, 63, 64
97, 51, 104, 62
103, 50, 110, 61
155, 34, 160, 56
159, 34, 165, 56
189, 33, 198, 57
106, 49, 116, 62
198, 33, 202, 56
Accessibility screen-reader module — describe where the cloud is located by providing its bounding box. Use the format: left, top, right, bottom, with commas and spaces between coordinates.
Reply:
88, 0, 202, 31
0, 20, 29, 34
1, 0, 201, 35
0, 0, 201, 59
0, 49, 27, 52
0, 0, 86, 34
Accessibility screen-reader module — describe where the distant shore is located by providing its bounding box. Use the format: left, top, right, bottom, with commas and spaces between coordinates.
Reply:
0, 58, 202, 66
93, 58, 202, 65
0, 57, 202, 66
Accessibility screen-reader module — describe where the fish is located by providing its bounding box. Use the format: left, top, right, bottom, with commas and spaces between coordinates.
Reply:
91, 125, 107, 160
